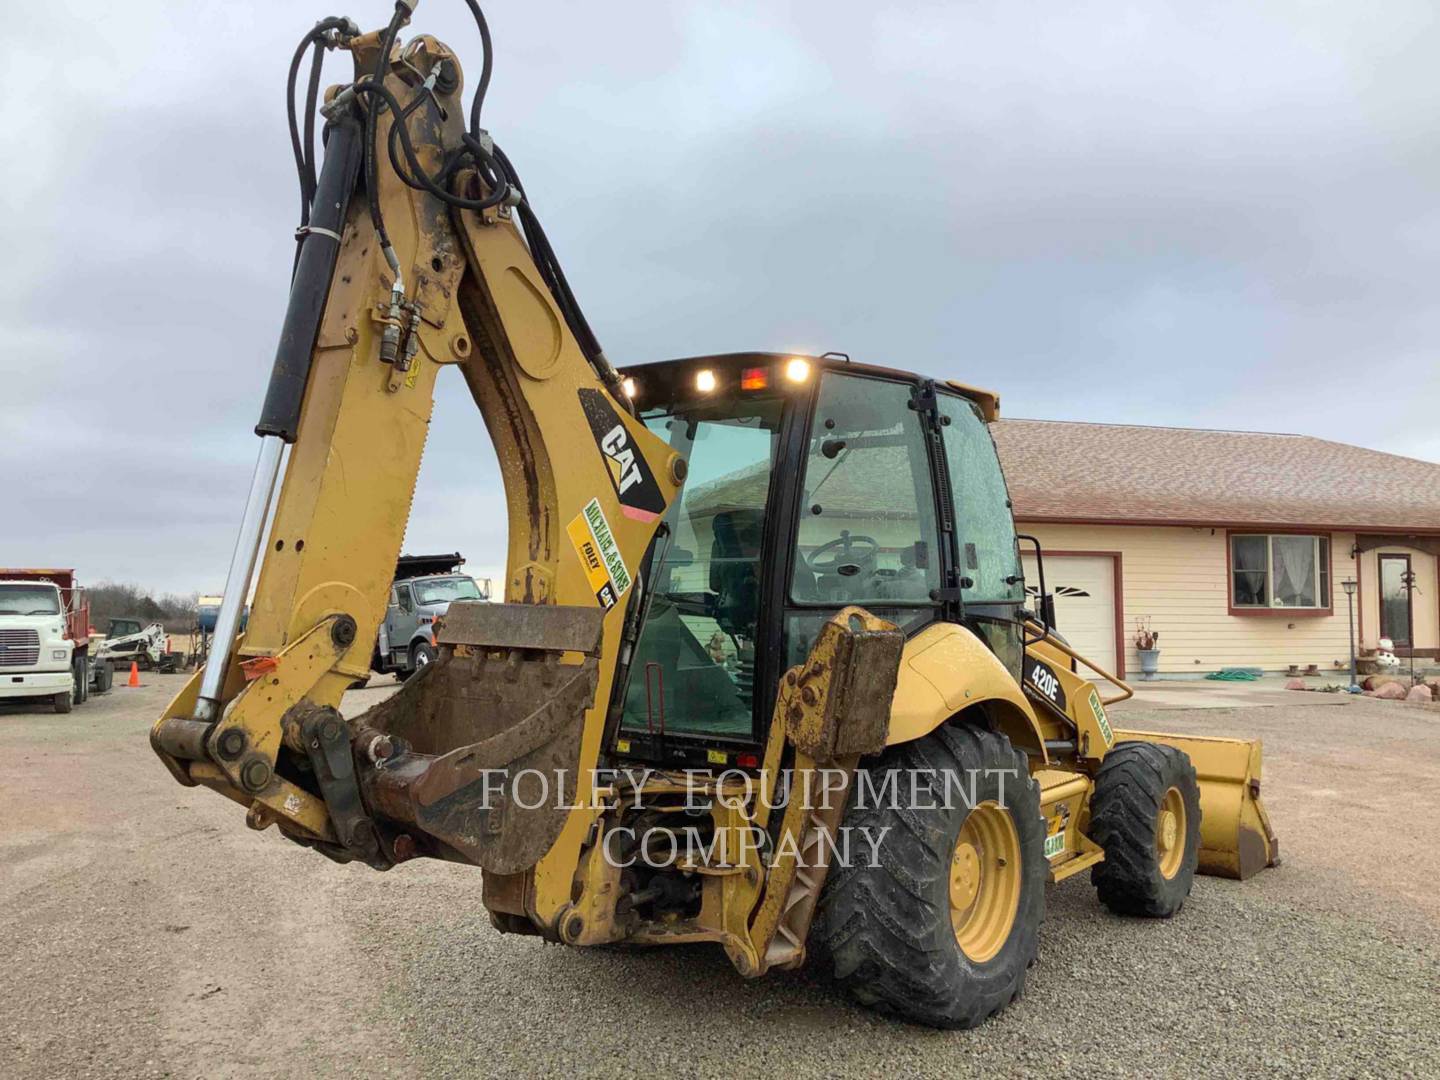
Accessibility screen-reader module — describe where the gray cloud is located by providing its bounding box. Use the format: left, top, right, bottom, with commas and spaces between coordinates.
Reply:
4, 0, 1438, 594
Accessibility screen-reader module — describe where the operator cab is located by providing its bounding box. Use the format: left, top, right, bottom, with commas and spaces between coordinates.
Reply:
107, 617, 147, 638
611, 352, 1027, 769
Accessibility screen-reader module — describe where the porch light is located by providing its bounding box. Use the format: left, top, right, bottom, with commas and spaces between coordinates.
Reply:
784, 358, 811, 383
1341, 579, 1356, 597
695, 369, 717, 393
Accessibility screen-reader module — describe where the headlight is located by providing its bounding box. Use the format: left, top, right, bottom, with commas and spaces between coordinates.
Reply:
52, 649, 68, 661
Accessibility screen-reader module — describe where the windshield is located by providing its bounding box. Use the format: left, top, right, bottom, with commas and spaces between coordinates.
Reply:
0, 584, 62, 616
620, 396, 784, 741
109, 619, 143, 637
413, 577, 483, 606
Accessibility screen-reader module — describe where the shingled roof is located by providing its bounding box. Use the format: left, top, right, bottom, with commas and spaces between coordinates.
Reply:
992, 419, 1440, 532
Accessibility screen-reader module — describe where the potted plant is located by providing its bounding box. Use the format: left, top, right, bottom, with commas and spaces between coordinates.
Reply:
1134, 618, 1161, 679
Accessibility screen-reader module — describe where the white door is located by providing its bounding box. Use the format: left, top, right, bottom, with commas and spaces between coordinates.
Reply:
1021, 554, 1118, 677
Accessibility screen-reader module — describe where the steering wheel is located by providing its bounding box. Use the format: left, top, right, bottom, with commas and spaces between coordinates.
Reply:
807, 532, 880, 576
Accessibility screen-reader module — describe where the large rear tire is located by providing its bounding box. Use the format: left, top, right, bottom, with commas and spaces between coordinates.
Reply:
814, 724, 1045, 1029
1090, 741, 1201, 917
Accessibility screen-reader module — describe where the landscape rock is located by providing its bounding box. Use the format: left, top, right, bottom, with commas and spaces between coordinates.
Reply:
1372, 682, 1408, 700
1405, 685, 1433, 703
1284, 678, 1306, 690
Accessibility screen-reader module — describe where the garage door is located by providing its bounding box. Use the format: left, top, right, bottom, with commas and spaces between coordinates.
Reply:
1021, 553, 1118, 677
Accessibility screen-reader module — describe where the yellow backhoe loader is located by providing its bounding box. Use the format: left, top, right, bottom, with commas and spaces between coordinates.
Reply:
152, 1, 1278, 1028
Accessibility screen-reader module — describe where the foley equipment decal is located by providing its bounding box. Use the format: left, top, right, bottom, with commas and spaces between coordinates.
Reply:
567, 498, 633, 610
1088, 688, 1114, 746
578, 388, 666, 522
1044, 831, 1066, 859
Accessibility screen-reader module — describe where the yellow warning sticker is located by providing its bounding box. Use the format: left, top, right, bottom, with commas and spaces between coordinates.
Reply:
616, 738, 631, 754
706, 749, 728, 765
566, 498, 632, 609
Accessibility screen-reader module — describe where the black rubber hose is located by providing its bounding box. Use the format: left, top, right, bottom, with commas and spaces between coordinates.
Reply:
287, 17, 351, 223
461, 0, 494, 135
362, 4, 410, 253
301, 39, 326, 201
357, 80, 509, 211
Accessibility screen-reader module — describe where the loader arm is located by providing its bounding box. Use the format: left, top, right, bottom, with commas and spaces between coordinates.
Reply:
151, 16, 680, 916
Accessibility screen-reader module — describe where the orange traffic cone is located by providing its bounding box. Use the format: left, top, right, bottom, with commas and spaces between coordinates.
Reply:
127, 661, 141, 688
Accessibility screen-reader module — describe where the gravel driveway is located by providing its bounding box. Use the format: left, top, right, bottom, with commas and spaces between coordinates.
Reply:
2, 676, 1437, 1078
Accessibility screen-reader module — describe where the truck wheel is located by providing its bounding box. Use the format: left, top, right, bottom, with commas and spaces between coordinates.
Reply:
74, 657, 88, 704
814, 724, 1046, 1029
1090, 741, 1201, 917
95, 662, 114, 694
53, 690, 73, 714
411, 641, 436, 671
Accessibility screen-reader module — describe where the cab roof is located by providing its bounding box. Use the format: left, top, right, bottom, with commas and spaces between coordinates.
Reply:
619, 351, 999, 421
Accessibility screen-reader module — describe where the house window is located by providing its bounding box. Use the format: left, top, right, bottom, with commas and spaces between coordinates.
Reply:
1231, 534, 1330, 610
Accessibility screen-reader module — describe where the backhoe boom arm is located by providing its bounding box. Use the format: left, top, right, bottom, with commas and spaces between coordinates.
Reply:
153, 20, 681, 911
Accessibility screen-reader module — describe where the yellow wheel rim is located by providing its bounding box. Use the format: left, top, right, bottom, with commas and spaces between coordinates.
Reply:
1156, 786, 1186, 880
949, 801, 1022, 964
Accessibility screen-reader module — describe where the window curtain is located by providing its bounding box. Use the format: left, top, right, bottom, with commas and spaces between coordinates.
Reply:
1272, 537, 1316, 606
1233, 537, 1266, 604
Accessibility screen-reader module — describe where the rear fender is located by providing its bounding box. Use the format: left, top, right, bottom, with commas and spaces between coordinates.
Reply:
887, 622, 1049, 763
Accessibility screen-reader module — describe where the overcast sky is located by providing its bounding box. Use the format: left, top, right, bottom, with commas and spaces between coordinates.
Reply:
3, 1, 1438, 596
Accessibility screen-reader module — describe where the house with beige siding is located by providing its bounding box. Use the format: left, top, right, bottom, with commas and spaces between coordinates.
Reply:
991, 420, 1440, 679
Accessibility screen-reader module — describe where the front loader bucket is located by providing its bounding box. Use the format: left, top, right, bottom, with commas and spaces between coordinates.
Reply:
1113, 729, 1279, 880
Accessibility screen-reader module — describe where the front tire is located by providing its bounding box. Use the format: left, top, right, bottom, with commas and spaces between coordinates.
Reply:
815, 724, 1046, 1029
411, 641, 436, 671
1090, 741, 1201, 917
53, 690, 73, 714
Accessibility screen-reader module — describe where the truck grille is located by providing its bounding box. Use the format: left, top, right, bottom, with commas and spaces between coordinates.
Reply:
0, 628, 41, 667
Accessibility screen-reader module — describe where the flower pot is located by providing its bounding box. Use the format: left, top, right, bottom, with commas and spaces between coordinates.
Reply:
1138, 648, 1161, 679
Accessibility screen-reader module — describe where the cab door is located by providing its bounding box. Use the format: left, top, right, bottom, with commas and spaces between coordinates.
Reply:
780, 370, 944, 669
384, 585, 418, 665
934, 391, 1025, 678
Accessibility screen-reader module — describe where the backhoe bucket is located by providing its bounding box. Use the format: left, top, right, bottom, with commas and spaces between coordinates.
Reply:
1113, 729, 1279, 880
351, 601, 608, 873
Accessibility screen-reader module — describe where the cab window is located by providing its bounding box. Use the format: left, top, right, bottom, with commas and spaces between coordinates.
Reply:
936, 392, 1023, 676
619, 397, 785, 741
790, 374, 940, 606
936, 394, 1022, 605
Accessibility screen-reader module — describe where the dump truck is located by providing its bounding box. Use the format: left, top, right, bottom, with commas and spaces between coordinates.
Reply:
151, 1, 1277, 1028
0, 568, 113, 711
371, 553, 490, 681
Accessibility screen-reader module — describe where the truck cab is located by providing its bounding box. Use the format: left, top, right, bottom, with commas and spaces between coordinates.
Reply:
372, 554, 490, 680
0, 575, 91, 712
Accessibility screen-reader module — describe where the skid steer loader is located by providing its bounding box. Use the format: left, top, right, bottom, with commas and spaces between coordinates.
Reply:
151, 0, 1278, 1028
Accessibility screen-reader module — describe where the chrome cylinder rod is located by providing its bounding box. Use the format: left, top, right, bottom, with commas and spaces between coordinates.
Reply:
194, 435, 285, 721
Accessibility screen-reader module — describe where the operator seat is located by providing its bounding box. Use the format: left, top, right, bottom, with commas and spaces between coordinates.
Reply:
709, 510, 765, 635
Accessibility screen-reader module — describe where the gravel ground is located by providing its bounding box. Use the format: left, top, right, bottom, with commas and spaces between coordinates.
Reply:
2, 676, 1438, 1078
